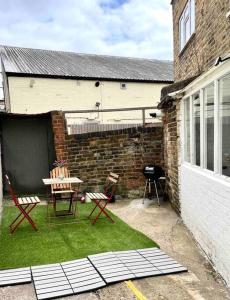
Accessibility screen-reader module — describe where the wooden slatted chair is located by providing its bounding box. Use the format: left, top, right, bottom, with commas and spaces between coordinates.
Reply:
49, 166, 77, 216
87, 172, 119, 225
5, 174, 40, 234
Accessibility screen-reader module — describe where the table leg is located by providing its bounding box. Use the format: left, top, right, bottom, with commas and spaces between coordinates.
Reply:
68, 193, 74, 213
53, 194, 57, 216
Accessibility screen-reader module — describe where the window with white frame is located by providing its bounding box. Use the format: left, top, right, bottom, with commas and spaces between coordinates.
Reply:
220, 73, 230, 177
204, 84, 214, 171
179, 0, 195, 51
184, 98, 191, 162
183, 71, 230, 178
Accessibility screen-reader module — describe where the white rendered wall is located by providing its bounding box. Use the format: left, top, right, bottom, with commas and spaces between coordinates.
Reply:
180, 163, 230, 286
7, 77, 166, 124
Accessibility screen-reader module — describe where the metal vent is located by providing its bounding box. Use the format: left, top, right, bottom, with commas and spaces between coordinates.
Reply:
120, 83, 127, 90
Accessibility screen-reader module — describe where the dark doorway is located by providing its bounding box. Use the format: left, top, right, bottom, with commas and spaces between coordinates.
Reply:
1, 113, 56, 194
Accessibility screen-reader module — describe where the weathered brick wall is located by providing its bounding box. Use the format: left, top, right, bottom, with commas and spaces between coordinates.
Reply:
162, 102, 181, 213
172, 0, 230, 81
51, 111, 164, 198
164, 0, 230, 210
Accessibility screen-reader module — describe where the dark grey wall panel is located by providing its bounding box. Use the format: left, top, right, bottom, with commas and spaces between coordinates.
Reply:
1, 114, 55, 193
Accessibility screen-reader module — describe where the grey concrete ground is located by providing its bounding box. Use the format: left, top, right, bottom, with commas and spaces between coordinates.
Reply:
0, 199, 229, 300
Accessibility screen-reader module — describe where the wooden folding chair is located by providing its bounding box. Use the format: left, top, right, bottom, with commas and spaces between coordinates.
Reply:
5, 174, 40, 234
49, 167, 77, 217
87, 172, 119, 225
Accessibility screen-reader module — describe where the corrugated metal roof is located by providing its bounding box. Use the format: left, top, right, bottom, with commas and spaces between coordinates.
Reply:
0, 45, 173, 82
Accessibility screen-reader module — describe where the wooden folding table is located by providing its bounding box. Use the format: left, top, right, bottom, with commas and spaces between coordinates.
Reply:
43, 177, 83, 217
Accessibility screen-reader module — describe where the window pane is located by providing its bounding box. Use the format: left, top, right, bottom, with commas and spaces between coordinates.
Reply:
193, 92, 200, 166
220, 73, 230, 177
179, 0, 195, 51
184, 3, 189, 19
204, 84, 214, 171
185, 17, 190, 42
184, 98, 190, 162
179, 16, 184, 50
184, 3, 190, 42
190, 0, 195, 33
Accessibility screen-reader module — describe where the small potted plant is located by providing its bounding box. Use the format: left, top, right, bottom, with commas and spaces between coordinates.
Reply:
53, 159, 66, 179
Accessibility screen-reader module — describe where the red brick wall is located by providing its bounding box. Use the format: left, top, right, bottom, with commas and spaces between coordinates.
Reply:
173, 0, 230, 81
51, 111, 164, 198
51, 110, 68, 159
162, 103, 181, 213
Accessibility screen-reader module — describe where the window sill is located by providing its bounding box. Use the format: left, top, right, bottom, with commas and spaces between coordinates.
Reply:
179, 32, 196, 57
181, 162, 230, 186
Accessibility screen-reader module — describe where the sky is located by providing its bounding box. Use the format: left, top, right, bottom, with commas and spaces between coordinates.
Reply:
0, 0, 173, 60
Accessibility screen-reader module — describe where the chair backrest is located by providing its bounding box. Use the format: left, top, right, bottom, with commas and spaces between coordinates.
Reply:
104, 172, 119, 200
5, 174, 19, 205
50, 166, 72, 192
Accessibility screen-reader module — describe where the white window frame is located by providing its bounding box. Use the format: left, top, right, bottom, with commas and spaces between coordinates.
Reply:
183, 97, 191, 163
182, 59, 230, 181
191, 91, 201, 166
179, 0, 195, 51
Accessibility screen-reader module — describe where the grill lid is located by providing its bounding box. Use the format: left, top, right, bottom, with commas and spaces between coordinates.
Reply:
143, 165, 164, 180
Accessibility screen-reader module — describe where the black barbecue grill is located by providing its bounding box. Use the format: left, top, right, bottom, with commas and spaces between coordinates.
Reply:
143, 165, 164, 181
142, 165, 165, 205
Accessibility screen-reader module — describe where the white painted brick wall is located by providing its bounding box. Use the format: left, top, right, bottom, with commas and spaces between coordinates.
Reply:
181, 164, 230, 287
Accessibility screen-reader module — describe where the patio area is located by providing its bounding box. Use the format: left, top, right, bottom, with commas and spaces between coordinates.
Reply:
0, 199, 229, 300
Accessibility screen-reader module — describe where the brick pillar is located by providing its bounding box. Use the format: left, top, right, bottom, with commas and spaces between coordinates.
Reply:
162, 103, 181, 213
51, 111, 68, 161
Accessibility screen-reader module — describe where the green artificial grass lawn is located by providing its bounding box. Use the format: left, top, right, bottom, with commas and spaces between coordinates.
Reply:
0, 202, 158, 269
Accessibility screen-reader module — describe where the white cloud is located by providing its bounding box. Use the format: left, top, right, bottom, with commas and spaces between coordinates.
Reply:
0, 0, 173, 59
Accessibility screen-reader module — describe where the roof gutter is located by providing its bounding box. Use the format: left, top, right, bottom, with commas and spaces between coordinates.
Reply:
168, 88, 185, 99
157, 75, 198, 109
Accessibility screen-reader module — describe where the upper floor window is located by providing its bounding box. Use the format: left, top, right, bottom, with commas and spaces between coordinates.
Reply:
179, 0, 195, 51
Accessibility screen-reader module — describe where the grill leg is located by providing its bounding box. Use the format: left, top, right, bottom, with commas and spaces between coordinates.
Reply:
154, 180, 160, 206
142, 179, 148, 204
148, 179, 151, 198
158, 180, 164, 195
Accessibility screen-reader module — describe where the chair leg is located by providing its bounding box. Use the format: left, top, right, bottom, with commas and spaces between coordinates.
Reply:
88, 200, 102, 218
24, 205, 38, 231
10, 204, 38, 234
10, 204, 30, 231
90, 200, 114, 225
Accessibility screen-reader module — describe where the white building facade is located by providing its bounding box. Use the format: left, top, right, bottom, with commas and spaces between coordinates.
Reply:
6, 76, 166, 125
179, 58, 230, 286
0, 46, 173, 126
